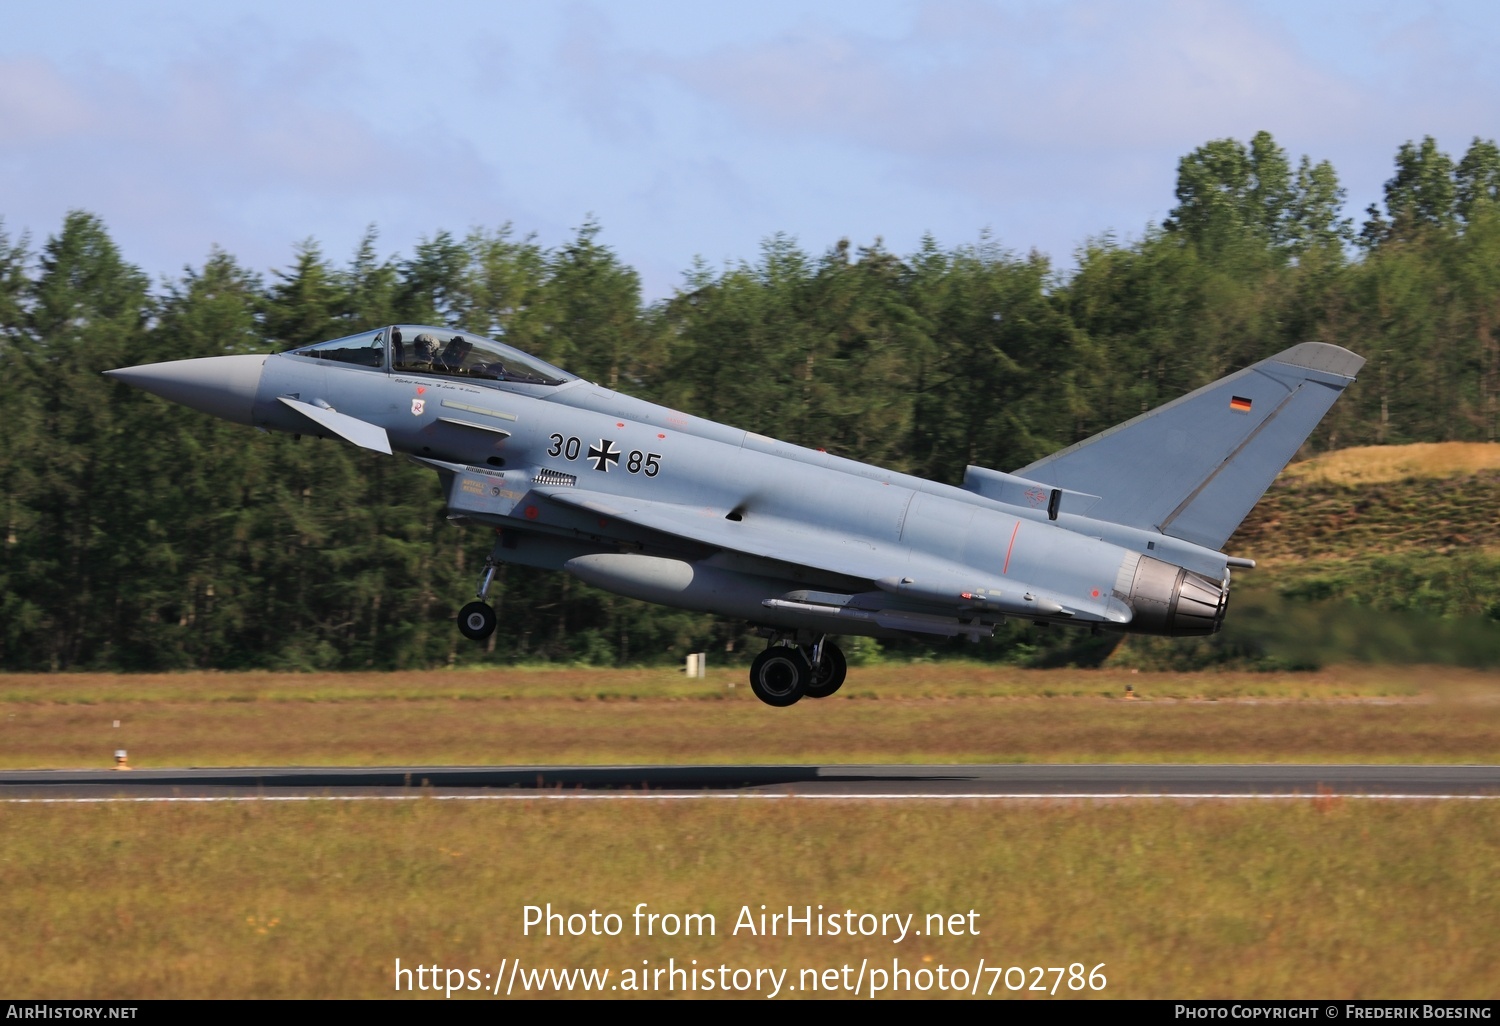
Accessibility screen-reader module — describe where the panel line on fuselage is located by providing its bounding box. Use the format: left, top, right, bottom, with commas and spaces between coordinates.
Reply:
440, 399, 519, 421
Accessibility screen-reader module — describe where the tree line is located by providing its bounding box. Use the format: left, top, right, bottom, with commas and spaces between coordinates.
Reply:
2, 131, 1497, 671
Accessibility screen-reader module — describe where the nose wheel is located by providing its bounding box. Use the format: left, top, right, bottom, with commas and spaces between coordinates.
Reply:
456, 554, 500, 642
457, 601, 497, 641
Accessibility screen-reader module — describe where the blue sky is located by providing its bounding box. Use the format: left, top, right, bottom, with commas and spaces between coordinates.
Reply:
4, 1, 1498, 300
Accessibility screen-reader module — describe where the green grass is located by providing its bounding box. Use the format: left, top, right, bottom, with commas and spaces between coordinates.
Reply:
2, 800, 1495, 998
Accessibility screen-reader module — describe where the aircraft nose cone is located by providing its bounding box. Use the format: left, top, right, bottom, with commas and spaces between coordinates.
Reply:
105, 354, 267, 426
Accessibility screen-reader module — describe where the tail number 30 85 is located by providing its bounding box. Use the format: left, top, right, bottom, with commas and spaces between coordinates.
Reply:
548, 434, 662, 477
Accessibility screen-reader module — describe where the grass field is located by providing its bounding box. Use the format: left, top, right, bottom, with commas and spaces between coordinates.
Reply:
3, 664, 1497, 768
3, 664, 1497, 999
2, 799, 1496, 999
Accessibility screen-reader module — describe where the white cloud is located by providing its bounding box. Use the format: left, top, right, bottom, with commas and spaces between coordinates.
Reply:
649, 0, 1371, 160
5, 0, 1497, 296
549, 4, 663, 145
606, 0, 1500, 260
0, 57, 96, 140
0, 43, 520, 277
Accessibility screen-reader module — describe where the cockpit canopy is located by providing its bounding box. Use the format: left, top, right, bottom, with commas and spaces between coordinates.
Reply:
287, 325, 576, 387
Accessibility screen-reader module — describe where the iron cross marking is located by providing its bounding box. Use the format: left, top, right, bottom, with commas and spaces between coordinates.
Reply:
587, 439, 621, 472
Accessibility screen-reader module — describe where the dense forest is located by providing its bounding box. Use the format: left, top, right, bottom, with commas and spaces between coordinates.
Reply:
2, 131, 1498, 671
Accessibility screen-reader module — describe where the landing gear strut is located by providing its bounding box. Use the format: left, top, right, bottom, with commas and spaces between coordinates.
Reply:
747, 635, 846, 707
801, 637, 847, 699
456, 556, 499, 641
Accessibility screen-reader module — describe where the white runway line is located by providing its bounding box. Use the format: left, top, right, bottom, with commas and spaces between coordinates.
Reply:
2, 792, 1497, 804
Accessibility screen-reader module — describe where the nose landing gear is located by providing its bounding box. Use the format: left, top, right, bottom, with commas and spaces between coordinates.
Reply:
747, 634, 847, 707
456, 557, 499, 641
457, 600, 497, 641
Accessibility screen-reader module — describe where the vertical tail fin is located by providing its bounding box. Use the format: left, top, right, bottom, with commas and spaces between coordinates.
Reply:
1014, 343, 1364, 550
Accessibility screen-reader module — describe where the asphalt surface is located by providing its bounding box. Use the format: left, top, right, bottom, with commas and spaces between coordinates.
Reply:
2, 764, 1498, 799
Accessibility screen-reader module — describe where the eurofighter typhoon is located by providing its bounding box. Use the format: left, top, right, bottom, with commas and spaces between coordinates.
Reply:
107, 326, 1362, 706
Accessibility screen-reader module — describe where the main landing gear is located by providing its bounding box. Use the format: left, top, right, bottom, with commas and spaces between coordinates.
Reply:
457, 557, 499, 641
748, 636, 847, 707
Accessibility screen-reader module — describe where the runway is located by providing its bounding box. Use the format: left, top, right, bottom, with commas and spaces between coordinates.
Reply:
2, 764, 1498, 801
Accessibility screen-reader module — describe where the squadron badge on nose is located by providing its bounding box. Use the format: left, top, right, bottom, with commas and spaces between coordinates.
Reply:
412, 398, 425, 416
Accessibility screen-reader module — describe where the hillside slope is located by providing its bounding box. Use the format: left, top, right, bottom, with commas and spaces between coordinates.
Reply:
1231, 443, 1500, 566
1101, 444, 1500, 669
1220, 443, 1500, 622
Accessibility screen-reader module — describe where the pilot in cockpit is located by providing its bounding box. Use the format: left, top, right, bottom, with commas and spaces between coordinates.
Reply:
413, 332, 442, 369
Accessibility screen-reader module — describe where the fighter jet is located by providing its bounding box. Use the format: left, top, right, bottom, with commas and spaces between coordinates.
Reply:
107, 326, 1363, 706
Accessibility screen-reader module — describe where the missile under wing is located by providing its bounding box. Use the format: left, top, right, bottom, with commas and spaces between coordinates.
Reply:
107, 326, 1363, 707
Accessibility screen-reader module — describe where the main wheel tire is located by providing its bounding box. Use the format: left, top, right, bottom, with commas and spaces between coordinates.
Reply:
457, 601, 497, 641
802, 642, 848, 699
749, 647, 809, 707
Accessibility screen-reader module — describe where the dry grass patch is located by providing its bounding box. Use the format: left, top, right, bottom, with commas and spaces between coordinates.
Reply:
2, 666, 1495, 768
0, 663, 1448, 707
1, 800, 1495, 999
1281, 442, 1500, 486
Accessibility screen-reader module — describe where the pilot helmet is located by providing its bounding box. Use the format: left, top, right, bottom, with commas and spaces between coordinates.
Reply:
415, 333, 440, 358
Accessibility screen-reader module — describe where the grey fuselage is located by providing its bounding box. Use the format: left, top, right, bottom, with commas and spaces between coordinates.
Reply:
236, 335, 1230, 643
111, 322, 1331, 647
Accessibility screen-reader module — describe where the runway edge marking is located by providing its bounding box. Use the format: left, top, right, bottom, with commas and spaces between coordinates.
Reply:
3, 793, 1498, 804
